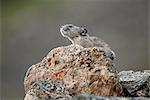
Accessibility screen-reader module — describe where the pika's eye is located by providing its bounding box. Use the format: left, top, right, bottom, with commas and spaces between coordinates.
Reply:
80, 28, 87, 36
68, 25, 73, 28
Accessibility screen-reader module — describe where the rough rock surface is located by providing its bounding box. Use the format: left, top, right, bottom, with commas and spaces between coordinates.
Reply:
118, 70, 150, 97
73, 94, 150, 100
24, 44, 123, 99
24, 80, 72, 100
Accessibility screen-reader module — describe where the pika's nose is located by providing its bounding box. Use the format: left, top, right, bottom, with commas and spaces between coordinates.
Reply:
63, 27, 70, 31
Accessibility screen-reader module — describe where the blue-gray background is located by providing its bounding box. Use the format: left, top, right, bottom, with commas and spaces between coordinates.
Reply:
2, 0, 149, 99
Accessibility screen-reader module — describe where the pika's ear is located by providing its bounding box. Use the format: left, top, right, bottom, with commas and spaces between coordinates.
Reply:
83, 28, 87, 33
80, 28, 88, 36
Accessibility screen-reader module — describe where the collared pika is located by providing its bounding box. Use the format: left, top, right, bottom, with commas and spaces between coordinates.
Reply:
60, 24, 115, 60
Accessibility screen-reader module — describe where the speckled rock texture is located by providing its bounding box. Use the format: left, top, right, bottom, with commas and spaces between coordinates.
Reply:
24, 80, 72, 100
73, 94, 150, 100
24, 44, 123, 99
118, 70, 150, 97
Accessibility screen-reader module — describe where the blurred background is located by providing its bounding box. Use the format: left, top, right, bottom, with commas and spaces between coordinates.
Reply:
1, 0, 149, 99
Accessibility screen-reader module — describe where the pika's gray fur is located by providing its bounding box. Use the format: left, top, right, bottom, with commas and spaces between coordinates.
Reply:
60, 24, 115, 60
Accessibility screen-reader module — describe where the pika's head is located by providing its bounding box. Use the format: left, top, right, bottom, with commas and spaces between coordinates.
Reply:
60, 24, 88, 39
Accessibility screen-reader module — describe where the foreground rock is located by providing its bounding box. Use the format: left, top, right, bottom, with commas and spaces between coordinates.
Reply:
73, 94, 150, 100
24, 45, 123, 99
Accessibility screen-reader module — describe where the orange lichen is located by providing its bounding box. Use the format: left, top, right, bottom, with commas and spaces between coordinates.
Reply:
52, 69, 64, 78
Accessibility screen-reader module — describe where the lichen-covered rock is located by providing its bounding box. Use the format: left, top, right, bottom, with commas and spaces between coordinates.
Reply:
24, 80, 72, 100
118, 70, 150, 97
24, 44, 123, 99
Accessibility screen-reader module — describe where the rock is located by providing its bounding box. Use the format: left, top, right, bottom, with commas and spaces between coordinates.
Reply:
24, 80, 72, 100
118, 70, 150, 97
24, 44, 123, 99
73, 94, 150, 100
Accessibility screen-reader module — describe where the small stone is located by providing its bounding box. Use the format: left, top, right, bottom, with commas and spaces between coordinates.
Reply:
118, 70, 150, 97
